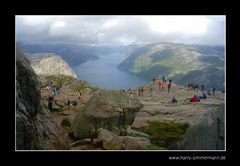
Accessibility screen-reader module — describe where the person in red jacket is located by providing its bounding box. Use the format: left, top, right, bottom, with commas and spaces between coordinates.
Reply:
158, 80, 162, 90
190, 95, 200, 102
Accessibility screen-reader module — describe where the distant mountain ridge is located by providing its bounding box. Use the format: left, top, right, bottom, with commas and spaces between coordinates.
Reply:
18, 42, 99, 67
118, 43, 225, 90
25, 53, 77, 79
18, 42, 125, 67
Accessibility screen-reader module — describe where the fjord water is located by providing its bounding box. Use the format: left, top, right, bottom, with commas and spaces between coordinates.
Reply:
74, 53, 149, 89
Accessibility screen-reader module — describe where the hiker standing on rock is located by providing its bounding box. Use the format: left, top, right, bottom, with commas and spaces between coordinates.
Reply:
162, 76, 166, 84
152, 78, 156, 85
47, 95, 54, 112
66, 95, 71, 110
149, 85, 154, 97
141, 86, 144, 96
195, 84, 199, 92
52, 85, 56, 96
212, 87, 216, 96
167, 83, 171, 94
138, 87, 141, 96
169, 79, 172, 85
201, 85, 204, 92
128, 88, 132, 95
158, 80, 162, 90
207, 89, 211, 95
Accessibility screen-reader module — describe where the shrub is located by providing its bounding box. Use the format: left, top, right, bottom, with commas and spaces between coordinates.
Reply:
147, 121, 189, 148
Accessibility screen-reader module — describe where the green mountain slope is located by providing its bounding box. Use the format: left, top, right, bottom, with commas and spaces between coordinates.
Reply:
118, 43, 225, 90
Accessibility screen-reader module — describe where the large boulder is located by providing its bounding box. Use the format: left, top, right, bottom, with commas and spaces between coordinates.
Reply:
70, 90, 143, 140
95, 128, 151, 150
16, 45, 61, 150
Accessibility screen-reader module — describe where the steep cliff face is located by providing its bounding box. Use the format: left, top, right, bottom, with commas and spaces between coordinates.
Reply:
178, 103, 225, 150
16, 46, 61, 150
25, 53, 77, 79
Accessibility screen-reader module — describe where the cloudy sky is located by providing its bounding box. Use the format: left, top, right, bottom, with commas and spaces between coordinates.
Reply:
16, 15, 225, 46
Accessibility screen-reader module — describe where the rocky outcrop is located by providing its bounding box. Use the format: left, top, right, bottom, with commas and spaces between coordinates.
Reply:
94, 128, 151, 150
25, 53, 77, 79
177, 103, 225, 150
16, 46, 61, 150
131, 84, 225, 150
70, 90, 143, 140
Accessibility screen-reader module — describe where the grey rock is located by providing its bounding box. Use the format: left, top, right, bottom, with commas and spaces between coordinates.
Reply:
95, 128, 151, 150
16, 45, 60, 150
177, 103, 225, 150
70, 90, 143, 140
25, 53, 77, 78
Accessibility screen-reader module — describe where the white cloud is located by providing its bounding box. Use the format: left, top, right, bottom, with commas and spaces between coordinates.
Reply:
142, 16, 209, 34
16, 15, 225, 46
52, 20, 66, 27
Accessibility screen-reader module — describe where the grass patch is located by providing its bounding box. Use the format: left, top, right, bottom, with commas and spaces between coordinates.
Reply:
147, 121, 190, 148
39, 74, 77, 86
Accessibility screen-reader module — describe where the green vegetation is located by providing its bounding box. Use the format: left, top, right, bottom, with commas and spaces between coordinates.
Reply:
146, 121, 190, 148
151, 49, 174, 62
118, 43, 225, 90
36, 139, 51, 150
39, 74, 77, 86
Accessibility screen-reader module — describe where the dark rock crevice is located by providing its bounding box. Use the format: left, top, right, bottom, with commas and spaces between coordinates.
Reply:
16, 45, 62, 150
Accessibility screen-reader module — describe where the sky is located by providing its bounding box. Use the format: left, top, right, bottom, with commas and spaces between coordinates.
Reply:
16, 15, 225, 46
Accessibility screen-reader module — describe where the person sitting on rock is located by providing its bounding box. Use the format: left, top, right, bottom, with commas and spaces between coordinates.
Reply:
77, 92, 82, 100
71, 100, 77, 106
212, 87, 216, 96
197, 93, 207, 100
128, 88, 132, 95
202, 93, 207, 99
152, 78, 156, 85
207, 90, 211, 95
170, 96, 178, 103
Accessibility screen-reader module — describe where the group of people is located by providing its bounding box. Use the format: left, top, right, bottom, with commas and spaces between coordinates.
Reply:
152, 76, 172, 94
207, 87, 216, 96
189, 93, 207, 102
46, 79, 81, 112
187, 82, 216, 96
187, 83, 201, 92
170, 92, 208, 104
46, 81, 62, 96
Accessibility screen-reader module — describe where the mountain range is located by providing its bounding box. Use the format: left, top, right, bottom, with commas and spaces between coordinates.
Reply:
118, 43, 225, 90
18, 42, 225, 91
